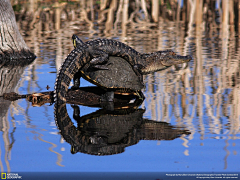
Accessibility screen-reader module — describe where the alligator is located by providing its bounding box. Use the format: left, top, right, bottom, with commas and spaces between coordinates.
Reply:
54, 103, 191, 155
72, 34, 192, 88
54, 45, 90, 104
54, 35, 192, 103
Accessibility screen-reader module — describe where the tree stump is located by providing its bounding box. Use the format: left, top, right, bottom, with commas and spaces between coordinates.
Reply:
0, 0, 36, 66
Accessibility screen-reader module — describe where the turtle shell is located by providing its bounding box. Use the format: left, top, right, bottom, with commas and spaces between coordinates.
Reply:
80, 56, 144, 93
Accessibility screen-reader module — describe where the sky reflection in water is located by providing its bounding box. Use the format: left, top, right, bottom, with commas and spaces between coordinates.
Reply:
0, 8, 240, 174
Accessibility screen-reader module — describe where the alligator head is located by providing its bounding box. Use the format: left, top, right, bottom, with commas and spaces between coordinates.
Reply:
140, 50, 192, 74
160, 50, 192, 66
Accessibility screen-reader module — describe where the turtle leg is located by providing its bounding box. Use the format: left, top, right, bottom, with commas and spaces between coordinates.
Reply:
136, 91, 145, 100
100, 91, 114, 102
72, 71, 81, 89
71, 105, 86, 129
100, 91, 114, 110
72, 105, 80, 121
70, 105, 82, 154
100, 101, 114, 111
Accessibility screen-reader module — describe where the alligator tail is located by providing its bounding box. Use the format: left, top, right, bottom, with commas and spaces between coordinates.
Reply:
54, 46, 89, 154
54, 103, 79, 152
54, 47, 89, 104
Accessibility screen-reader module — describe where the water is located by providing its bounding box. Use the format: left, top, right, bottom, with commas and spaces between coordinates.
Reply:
0, 12, 240, 179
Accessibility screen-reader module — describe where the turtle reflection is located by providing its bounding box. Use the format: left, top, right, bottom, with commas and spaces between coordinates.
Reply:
54, 102, 190, 156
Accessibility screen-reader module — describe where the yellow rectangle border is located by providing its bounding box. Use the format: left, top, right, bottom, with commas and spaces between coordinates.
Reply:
1, 173, 6, 179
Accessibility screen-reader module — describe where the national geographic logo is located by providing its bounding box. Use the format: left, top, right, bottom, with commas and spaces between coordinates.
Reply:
0, 174, 5, 179
1, 173, 22, 179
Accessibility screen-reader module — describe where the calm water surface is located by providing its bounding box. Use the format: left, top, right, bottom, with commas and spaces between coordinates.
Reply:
0, 21, 240, 176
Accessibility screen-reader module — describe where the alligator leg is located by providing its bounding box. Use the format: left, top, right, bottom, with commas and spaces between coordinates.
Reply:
133, 65, 144, 85
134, 64, 144, 73
88, 50, 109, 70
91, 64, 109, 70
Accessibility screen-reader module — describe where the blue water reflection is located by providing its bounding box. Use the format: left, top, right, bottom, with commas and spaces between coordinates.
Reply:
0, 25, 240, 175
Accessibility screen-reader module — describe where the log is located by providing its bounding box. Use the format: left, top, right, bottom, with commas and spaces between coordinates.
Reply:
2, 87, 143, 108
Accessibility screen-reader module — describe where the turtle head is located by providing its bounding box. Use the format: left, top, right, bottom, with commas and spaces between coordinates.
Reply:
71, 145, 79, 154
72, 34, 87, 48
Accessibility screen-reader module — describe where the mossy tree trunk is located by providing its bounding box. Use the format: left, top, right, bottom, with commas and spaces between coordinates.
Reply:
0, 0, 36, 66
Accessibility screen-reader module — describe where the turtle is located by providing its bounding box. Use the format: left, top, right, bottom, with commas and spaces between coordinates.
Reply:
77, 56, 145, 101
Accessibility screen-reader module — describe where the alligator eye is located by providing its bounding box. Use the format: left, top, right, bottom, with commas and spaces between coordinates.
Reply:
166, 55, 172, 59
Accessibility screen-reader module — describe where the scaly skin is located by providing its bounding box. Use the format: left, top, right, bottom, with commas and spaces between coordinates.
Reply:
54, 103, 140, 155
139, 50, 192, 74
54, 46, 90, 104
55, 35, 192, 103
72, 35, 141, 69
53, 36, 192, 155
54, 103, 79, 150
72, 35, 192, 88
73, 34, 192, 71
54, 103, 191, 155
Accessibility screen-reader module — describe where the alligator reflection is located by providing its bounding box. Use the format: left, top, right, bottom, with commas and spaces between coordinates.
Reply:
54, 99, 190, 156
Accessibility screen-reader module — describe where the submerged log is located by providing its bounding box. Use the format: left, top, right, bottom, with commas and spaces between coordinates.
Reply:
0, 0, 36, 66
2, 87, 143, 108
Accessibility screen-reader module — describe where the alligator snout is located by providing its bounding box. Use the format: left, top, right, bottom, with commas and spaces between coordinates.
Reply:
162, 54, 192, 66
185, 55, 192, 61
175, 55, 192, 61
